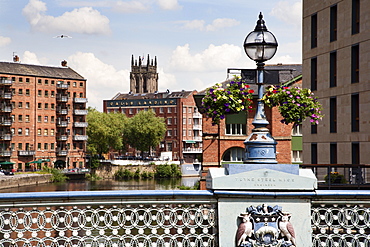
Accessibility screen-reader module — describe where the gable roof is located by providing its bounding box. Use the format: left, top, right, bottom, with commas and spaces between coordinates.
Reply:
0, 62, 85, 80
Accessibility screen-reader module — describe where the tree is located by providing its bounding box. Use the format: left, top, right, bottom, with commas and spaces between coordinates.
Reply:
123, 110, 166, 156
86, 108, 127, 156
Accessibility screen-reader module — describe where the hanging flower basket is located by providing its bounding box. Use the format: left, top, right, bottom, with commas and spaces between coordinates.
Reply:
261, 85, 323, 126
201, 77, 323, 126
201, 77, 254, 125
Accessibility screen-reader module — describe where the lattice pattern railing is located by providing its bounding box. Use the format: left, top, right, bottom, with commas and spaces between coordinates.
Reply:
312, 203, 370, 247
0, 203, 217, 247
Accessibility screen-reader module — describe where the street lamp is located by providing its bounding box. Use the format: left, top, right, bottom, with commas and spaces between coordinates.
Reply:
243, 12, 278, 164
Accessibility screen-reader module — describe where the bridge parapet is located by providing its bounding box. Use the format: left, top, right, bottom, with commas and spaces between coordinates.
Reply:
0, 190, 370, 246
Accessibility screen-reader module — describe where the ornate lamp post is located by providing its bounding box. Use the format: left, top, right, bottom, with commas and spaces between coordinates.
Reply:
243, 13, 278, 164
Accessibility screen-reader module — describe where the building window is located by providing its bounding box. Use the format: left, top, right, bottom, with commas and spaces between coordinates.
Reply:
26, 89, 30, 96
19, 77, 23, 83
25, 115, 30, 122
80, 82, 83, 87
38, 103, 42, 109
168, 107, 172, 113
330, 143, 337, 164
18, 128, 22, 135
352, 142, 360, 164
351, 44, 359, 83
44, 143, 48, 150
167, 130, 172, 136
26, 78, 30, 83
311, 124, 317, 134
311, 143, 318, 164
11, 128, 15, 135
37, 116, 41, 122
38, 90, 42, 96
45, 103, 48, 109
18, 143, 22, 150
292, 124, 302, 136
51, 104, 55, 110
38, 79, 42, 84
311, 13, 318, 48
188, 118, 192, 124
45, 91, 48, 97
51, 91, 55, 97
160, 107, 164, 113
310, 57, 317, 91
351, 93, 359, 132
51, 116, 55, 123
51, 129, 55, 136
167, 118, 172, 125
223, 147, 244, 162
292, 150, 302, 163
225, 112, 246, 135
18, 102, 23, 108
44, 129, 48, 136
129, 108, 133, 114
25, 128, 29, 136
51, 143, 55, 150
44, 116, 48, 122
330, 97, 337, 133
167, 142, 172, 152
352, 0, 360, 34
329, 51, 337, 87
18, 115, 22, 122
73, 82, 76, 87
188, 107, 192, 113
330, 5, 337, 42
37, 143, 41, 150
183, 130, 186, 136
18, 89, 23, 95
37, 129, 41, 136
25, 102, 30, 108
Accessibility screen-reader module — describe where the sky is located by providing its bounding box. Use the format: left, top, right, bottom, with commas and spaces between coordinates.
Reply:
0, 0, 302, 111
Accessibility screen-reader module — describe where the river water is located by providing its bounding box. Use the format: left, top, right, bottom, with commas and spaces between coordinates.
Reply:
0, 177, 200, 193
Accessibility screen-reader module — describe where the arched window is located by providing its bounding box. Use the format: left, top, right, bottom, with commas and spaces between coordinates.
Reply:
222, 147, 244, 163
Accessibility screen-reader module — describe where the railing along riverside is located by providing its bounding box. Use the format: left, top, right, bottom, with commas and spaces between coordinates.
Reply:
1, 190, 370, 246
311, 190, 370, 247
0, 190, 217, 247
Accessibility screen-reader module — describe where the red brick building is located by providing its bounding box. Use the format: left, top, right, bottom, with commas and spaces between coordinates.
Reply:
0, 61, 88, 171
103, 55, 202, 164
196, 64, 302, 189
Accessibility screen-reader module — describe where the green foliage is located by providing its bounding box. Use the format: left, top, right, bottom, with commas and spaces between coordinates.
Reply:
123, 110, 166, 154
262, 85, 323, 126
141, 170, 154, 179
114, 168, 135, 179
42, 167, 68, 183
90, 156, 101, 169
134, 168, 141, 179
324, 172, 347, 184
178, 181, 200, 190
201, 76, 254, 125
154, 164, 182, 178
85, 173, 101, 181
86, 107, 128, 157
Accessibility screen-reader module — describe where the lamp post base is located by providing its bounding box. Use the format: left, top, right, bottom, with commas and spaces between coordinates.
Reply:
244, 127, 278, 164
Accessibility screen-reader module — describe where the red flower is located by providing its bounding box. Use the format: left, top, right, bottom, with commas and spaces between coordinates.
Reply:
249, 89, 254, 94
245, 85, 250, 88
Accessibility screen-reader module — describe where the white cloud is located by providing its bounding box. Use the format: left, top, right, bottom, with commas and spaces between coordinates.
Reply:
157, 67, 177, 91
112, 0, 150, 13
156, 0, 182, 10
22, 0, 111, 35
270, 1, 302, 29
0, 36, 11, 47
68, 52, 130, 111
22, 51, 41, 65
179, 18, 239, 31
205, 18, 240, 31
169, 43, 244, 72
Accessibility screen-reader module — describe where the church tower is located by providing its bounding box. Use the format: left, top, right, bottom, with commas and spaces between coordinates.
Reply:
130, 54, 158, 94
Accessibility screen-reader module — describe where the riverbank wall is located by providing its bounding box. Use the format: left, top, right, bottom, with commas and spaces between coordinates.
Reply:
95, 163, 156, 179
0, 174, 52, 189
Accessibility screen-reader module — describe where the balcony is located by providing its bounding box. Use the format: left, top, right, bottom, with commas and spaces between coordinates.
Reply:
0, 105, 12, 112
56, 95, 68, 103
56, 108, 68, 115
182, 148, 203, 154
0, 78, 12, 85
74, 98, 88, 103
0, 150, 12, 157
56, 121, 68, 127
0, 132, 12, 140
0, 118, 12, 126
56, 83, 68, 90
74, 109, 88, 115
0, 92, 12, 100
18, 150, 36, 156
193, 112, 202, 118
73, 135, 88, 141
56, 135, 68, 141
74, 122, 88, 128
193, 124, 202, 130
56, 149, 68, 156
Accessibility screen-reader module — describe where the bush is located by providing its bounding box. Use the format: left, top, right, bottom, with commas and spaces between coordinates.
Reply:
154, 164, 182, 178
133, 168, 141, 179
141, 170, 154, 179
324, 172, 347, 184
85, 173, 101, 181
178, 181, 200, 190
114, 168, 135, 179
42, 167, 68, 183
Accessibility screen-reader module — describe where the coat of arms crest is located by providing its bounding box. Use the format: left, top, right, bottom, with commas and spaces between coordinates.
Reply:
236, 204, 296, 247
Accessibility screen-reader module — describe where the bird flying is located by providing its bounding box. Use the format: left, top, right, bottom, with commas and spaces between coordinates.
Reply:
54, 34, 72, 38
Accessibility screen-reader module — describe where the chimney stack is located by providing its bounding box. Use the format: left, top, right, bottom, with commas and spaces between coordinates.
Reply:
61, 60, 67, 67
